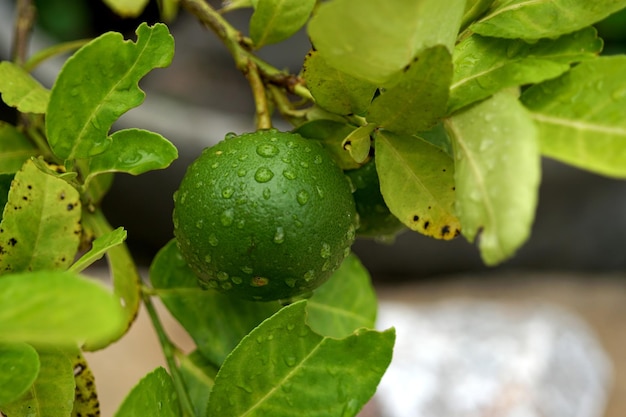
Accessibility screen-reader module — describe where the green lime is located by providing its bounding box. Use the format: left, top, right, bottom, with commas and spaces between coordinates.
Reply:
346, 159, 405, 240
173, 130, 358, 301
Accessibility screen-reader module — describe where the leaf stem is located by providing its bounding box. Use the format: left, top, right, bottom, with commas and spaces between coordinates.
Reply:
245, 60, 272, 129
142, 289, 197, 417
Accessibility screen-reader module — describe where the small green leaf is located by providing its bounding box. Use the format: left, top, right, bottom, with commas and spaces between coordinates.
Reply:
114, 367, 179, 417
207, 301, 395, 417
521, 56, 626, 178
102, 0, 150, 17
85, 128, 178, 181
302, 51, 377, 116
375, 130, 460, 240
0, 347, 75, 417
150, 239, 280, 366
449, 27, 602, 113
250, 0, 316, 48
0, 270, 126, 346
368, 46, 452, 134
69, 227, 127, 273
0, 159, 81, 273
46, 23, 174, 160
178, 351, 217, 417
306, 253, 377, 338
293, 120, 361, 170
445, 91, 540, 265
308, 0, 465, 84
0, 122, 37, 174
69, 350, 100, 417
471, 0, 626, 40
0, 343, 39, 406
342, 124, 374, 164
0, 61, 50, 114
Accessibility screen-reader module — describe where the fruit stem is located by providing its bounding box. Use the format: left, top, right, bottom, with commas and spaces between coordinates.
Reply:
142, 288, 197, 417
245, 59, 272, 130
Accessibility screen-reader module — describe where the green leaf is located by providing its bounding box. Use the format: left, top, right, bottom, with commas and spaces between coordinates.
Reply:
69, 350, 100, 417
81, 210, 141, 350
445, 91, 540, 265
470, 0, 626, 40
375, 130, 460, 240
293, 120, 361, 170
178, 351, 217, 417
150, 239, 281, 366
0, 122, 37, 174
206, 301, 395, 417
368, 46, 452, 134
302, 51, 377, 116
306, 253, 377, 338
0, 270, 126, 346
85, 128, 178, 182
521, 56, 626, 178
46, 23, 174, 160
250, 0, 316, 48
0, 347, 75, 417
69, 227, 127, 273
0, 61, 50, 114
102, 0, 150, 17
449, 27, 602, 113
342, 124, 374, 164
461, 0, 495, 30
0, 343, 39, 406
114, 367, 179, 417
307, 0, 465, 84
0, 159, 81, 273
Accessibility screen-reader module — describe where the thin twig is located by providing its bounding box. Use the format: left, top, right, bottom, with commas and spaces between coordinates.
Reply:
245, 60, 272, 129
11, 0, 36, 66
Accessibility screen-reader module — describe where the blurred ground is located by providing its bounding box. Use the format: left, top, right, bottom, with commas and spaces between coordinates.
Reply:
86, 271, 626, 417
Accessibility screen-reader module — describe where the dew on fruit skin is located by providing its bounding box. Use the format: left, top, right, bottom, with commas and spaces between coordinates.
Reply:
346, 224, 356, 240
274, 226, 285, 244
208, 234, 219, 247
287, 141, 296, 148
316, 186, 324, 198
195, 220, 204, 229
204, 254, 212, 263
232, 276, 243, 284
194, 181, 204, 189
320, 242, 331, 259
300, 161, 309, 168
211, 162, 219, 169
321, 260, 332, 271
241, 266, 253, 274
313, 154, 323, 164
284, 356, 297, 367
207, 280, 219, 289
254, 167, 274, 183
256, 143, 280, 158
251, 276, 269, 287
282, 169, 297, 180
225, 132, 238, 139
296, 190, 310, 206
263, 188, 271, 200
238, 154, 249, 162
221, 186, 235, 199
303, 270, 315, 282
284, 278, 296, 288
237, 168, 247, 177
236, 219, 246, 229
217, 271, 229, 281
220, 209, 234, 226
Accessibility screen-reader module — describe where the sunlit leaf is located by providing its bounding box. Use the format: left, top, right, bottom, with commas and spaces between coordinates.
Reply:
250, 0, 316, 48
0, 343, 39, 406
521, 56, 626, 178
46, 23, 174, 160
0, 159, 81, 273
206, 301, 395, 417
0, 62, 50, 114
114, 367, 179, 417
69, 227, 127, 273
449, 27, 602, 113
375, 130, 460, 240
445, 91, 540, 265
471, 0, 626, 40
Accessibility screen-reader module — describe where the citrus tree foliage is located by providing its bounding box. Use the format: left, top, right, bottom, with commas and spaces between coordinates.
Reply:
0, 0, 626, 416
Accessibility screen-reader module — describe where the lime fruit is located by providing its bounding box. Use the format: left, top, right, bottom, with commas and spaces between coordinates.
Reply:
173, 130, 358, 301
346, 159, 405, 240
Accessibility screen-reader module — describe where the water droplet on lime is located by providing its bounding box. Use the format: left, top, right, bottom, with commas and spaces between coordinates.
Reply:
232, 276, 243, 284
320, 242, 331, 259
208, 234, 219, 246
220, 209, 234, 226
221, 282, 232, 290
263, 188, 271, 199
225, 132, 238, 139
254, 167, 274, 183
300, 161, 309, 168
195, 220, 204, 229
274, 226, 285, 244
237, 168, 247, 177
282, 169, 296, 180
316, 186, 324, 198
204, 254, 212, 263
256, 143, 280, 158
217, 271, 229, 281
303, 270, 315, 282
296, 190, 310, 206
313, 155, 323, 164
241, 266, 253, 274
285, 278, 296, 288
221, 186, 235, 199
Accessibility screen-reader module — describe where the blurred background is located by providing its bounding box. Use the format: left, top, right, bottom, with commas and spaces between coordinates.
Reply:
0, 1, 625, 416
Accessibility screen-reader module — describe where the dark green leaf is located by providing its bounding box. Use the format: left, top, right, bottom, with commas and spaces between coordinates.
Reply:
85, 128, 178, 181
150, 239, 280, 366
69, 227, 127, 273
114, 367, 179, 417
368, 46, 452, 134
0, 122, 38, 174
0, 343, 39, 406
293, 120, 361, 170
0, 347, 75, 417
0, 159, 81, 273
0, 61, 50, 114
250, 0, 316, 48
471, 0, 626, 40
445, 91, 540, 265
178, 350, 217, 417
302, 51, 377, 115
306, 253, 377, 338
0, 270, 126, 346
206, 301, 395, 417
46, 23, 174, 160
308, 0, 465, 84
521, 56, 626, 178
375, 130, 460, 240
449, 27, 602, 113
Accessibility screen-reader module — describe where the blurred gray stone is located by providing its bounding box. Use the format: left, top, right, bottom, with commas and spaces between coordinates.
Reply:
375, 301, 612, 417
